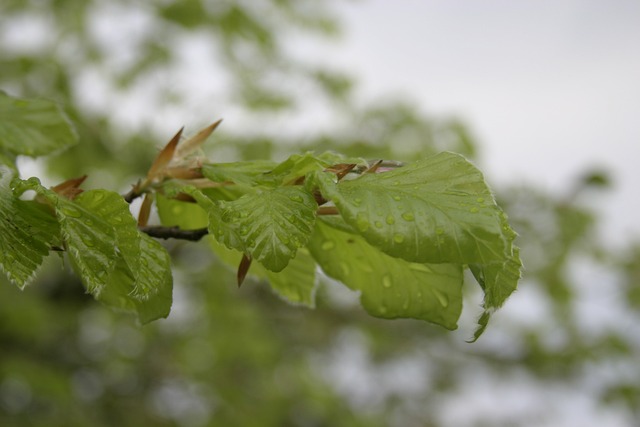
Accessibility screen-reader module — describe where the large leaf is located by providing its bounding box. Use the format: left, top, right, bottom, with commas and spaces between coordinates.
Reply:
194, 186, 317, 272
0, 91, 78, 157
315, 151, 511, 265
0, 168, 59, 288
308, 219, 463, 329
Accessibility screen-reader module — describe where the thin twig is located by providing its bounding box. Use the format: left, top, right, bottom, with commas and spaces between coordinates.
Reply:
139, 225, 209, 241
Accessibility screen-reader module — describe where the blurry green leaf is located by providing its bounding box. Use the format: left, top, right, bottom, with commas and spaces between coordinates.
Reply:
0, 91, 77, 157
0, 169, 59, 288
209, 238, 317, 307
156, 193, 209, 229
308, 219, 463, 329
315, 151, 509, 265
0, 148, 16, 171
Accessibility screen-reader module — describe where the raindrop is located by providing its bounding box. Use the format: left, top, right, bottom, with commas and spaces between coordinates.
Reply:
321, 240, 335, 251
393, 234, 404, 243
385, 215, 395, 225
469, 207, 479, 213
435, 227, 444, 235
382, 275, 392, 288
433, 289, 449, 307
356, 213, 369, 232
401, 212, 414, 222
81, 236, 95, 247
476, 197, 485, 203
392, 195, 401, 201
374, 221, 383, 229
409, 264, 432, 273
62, 206, 82, 218
340, 262, 351, 275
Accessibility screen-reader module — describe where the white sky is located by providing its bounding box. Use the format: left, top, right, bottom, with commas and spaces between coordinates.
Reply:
329, 0, 640, 246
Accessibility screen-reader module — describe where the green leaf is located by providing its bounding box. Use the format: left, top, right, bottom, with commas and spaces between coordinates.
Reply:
209, 238, 318, 307
469, 246, 522, 341
55, 196, 118, 295
308, 219, 463, 329
201, 160, 277, 186
315, 151, 510, 265
98, 234, 173, 323
0, 168, 59, 288
75, 190, 173, 323
0, 91, 78, 157
194, 186, 317, 272
0, 148, 16, 171
263, 248, 317, 307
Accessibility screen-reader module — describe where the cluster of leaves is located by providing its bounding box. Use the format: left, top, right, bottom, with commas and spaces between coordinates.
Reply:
0, 91, 521, 338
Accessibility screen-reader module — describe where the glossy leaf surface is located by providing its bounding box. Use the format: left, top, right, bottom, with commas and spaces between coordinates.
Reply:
308, 219, 463, 329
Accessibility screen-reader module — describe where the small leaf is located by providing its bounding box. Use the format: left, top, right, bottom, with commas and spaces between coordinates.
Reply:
174, 119, 222, 159
315, 151, 510, 265
201, 160, 277, 186
138, 193, 153, 226
51, 175, 87, 200
0, 91, 78, 157
193, 186, 317, 272
237, 254, 252, 286
308, 219, 463, 329
147, 127, 183, 181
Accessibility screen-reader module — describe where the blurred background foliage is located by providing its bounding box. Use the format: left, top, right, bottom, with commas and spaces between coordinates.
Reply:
1, 1, 638, 426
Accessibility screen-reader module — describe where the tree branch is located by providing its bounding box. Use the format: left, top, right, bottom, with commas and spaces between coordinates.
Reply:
139, 225, 209, 241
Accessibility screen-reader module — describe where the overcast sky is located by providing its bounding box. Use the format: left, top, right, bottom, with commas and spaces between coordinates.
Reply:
327, 0, 640, 246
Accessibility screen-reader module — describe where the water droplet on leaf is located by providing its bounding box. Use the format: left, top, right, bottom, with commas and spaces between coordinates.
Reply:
393, 234, 404, 243
356, 213, 369, 232
433, 289, 449, 307
321, 240, 335, 250
382, 275, 392, 288
62, 206, 82, 218
385, 215, 395, 225
401, 212, 414, 222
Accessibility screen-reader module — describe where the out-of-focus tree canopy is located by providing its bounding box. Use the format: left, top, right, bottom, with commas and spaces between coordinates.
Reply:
1, 1, 638, 426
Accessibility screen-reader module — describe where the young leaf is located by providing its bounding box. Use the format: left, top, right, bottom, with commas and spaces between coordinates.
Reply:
147, 126, 183, 182
201, 160, 277, 186
314, 151, 510, 265
193, 186, 317, 272
174, 119, 222, 159
0, 168, 60, 288
0, 91, 78, 157
308, 219, 463, 330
